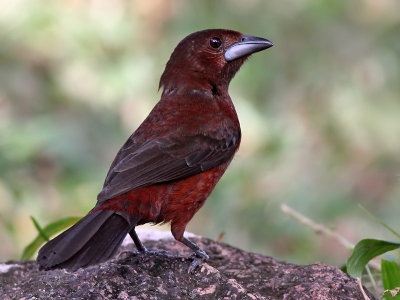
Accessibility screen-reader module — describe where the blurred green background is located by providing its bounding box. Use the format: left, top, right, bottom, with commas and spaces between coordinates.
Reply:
1, 0, 399, 266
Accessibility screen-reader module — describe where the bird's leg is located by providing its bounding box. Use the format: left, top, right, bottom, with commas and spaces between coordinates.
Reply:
129, 228, 147, 252
129, 228, 168, 255
181, 237, 209, 273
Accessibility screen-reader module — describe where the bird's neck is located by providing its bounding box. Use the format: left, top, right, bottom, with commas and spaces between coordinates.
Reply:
160, 72, 229, 99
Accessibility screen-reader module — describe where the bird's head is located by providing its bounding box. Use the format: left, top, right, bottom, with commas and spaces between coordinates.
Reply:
159, 29, 273, 96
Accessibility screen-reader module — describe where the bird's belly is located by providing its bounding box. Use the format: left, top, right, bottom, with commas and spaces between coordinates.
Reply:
159, 163, 229, 224
102, 162, 230, 225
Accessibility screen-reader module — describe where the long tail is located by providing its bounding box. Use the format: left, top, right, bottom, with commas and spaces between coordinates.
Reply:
37, 210, 132, 271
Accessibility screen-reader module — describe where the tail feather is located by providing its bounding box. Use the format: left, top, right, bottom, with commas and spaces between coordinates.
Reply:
37, 211, 132, 271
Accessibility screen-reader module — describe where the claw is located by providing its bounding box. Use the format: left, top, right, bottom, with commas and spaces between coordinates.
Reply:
117, 250, 138, 260
187, 249, 209, 273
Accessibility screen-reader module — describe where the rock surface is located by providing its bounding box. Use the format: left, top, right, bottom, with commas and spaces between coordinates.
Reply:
1, 230, 375, 299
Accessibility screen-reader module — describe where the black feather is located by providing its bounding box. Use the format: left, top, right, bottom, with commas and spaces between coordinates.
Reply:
37, 211, 132, 271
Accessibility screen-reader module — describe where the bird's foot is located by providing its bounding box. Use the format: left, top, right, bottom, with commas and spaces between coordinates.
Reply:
188, 248, 209, 274
118, 248, 168, 260
136, 242, 168, 255
140, 248, 168, 255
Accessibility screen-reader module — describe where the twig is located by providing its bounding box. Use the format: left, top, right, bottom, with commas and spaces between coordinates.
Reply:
281, 204, 353, 249
358, 278, 371, 300
365, 264, 380, 296
280, 204, 380, 271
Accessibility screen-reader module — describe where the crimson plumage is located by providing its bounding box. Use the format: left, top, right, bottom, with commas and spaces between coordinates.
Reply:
37, 29, 273, 272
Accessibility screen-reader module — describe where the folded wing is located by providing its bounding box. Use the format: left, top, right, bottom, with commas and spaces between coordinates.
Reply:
97, 128, 240, 203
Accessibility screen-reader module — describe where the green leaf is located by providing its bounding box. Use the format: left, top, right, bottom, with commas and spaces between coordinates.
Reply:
346, 239, 400, 278
30, 216, 49, 242
339, 264, 347, 273
21, 216, 81, 260
382, 259, 400, 300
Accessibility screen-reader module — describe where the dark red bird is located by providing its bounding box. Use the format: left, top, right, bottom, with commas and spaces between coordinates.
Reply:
37, 29, 273, 272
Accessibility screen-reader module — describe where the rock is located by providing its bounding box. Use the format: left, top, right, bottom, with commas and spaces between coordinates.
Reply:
1, 230, 375, 299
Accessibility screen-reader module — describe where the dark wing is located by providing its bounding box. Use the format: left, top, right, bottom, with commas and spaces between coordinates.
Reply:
97, 129, 240, 203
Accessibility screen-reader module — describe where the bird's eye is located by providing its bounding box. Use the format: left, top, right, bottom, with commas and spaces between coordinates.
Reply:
209, 37, 222, 49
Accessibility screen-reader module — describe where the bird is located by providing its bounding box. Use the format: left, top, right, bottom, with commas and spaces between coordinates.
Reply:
37, 29, 273, 272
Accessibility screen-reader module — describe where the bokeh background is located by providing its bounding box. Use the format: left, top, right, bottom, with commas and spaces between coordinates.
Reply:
1, 0, 399, 266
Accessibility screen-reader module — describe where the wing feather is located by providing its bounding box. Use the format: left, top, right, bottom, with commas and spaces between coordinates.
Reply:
97, 129, 240, 203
